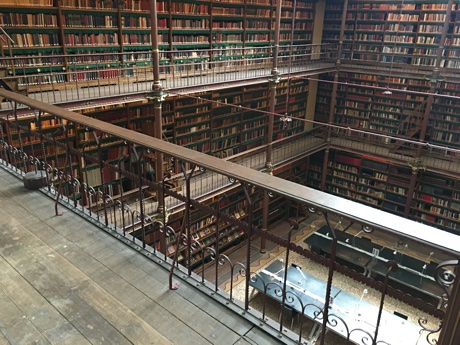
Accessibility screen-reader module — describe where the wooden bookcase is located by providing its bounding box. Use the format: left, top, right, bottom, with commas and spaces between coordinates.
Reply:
429, 82, 460, 150
316, 69, 460, 150
211, 87, 242, 157
306, 149, 460, 235
74, 80, 309, 159
323, 0, 459, 67
163, 185, 288, 267
0, 0, 316, 91
413, 171, 460, 234
317, 0, 460, 152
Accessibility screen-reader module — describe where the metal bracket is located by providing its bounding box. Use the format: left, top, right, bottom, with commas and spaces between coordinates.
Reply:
145, 90, 168, 106
268, 73, 281, 86
407, 158, 425, 173
264, 162, 273, 175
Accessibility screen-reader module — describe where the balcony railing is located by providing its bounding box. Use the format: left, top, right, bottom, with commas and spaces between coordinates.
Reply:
0, 88, 459, 345
339, 44, 460, 79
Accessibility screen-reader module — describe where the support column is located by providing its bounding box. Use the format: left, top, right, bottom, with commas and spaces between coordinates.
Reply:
406, 0, 453, 218
320, 0, 348, 191
260, 0, 282, 253
147, 0, 167, 231
404, 160, 424, 217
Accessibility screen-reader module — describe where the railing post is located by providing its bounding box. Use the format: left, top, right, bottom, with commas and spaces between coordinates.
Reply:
438, 267, 459, 344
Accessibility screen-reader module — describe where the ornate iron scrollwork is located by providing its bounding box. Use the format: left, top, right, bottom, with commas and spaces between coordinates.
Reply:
417, 259, 459, 344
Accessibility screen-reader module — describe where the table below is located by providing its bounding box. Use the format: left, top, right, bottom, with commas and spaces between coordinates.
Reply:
250, 259, 422, 344
304, 225, 444, 305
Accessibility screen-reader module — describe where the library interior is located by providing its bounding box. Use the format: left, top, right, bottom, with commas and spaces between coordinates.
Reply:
0, 1, 459, 345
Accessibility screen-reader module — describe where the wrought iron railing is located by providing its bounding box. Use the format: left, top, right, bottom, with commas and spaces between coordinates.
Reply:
338, 44, 455, 72
0, 44, 337, 105
0, 89, 458, 345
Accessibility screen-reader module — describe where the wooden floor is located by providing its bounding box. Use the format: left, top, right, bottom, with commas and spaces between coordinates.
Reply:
0, 167, 290, 345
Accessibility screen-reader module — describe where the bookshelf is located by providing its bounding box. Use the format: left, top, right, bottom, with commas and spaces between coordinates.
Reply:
274, 78, 309, 139
210, 87, 242, 157
322, 1, 460, 67
305, 149, 460, 235
72, 79, 308, 160
1, 113, 80, 184
413, 171, 460, 234
0, 0, 317, 90
0, 4, 63, 84
163, 184, 288, 267
307, 150, 412, 216
429, 81, 460, 152
315, 69, 460, 151
245, 0, 272, 48
174, 92, 212, 153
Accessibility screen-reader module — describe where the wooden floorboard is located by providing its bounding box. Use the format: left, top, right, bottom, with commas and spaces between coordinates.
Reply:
0, 204, 168, 345
0, 168, 286, 345
0, 256, 89, 345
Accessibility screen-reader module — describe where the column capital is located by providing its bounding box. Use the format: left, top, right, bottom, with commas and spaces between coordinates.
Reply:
265, 162, 274, 175
408, 158, 425, 173
268, 73, 281, 87
146, 89, 168, 106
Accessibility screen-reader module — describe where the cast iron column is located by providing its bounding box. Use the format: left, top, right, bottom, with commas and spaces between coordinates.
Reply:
404, 0, 453, 216
147, 0, 167, 216
260, 0, 282, 252
320, 0, 348, 191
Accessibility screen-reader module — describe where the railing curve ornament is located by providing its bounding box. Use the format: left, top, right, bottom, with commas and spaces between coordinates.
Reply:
418, 317, 442, 345
416, 259, 459, 345
347, 328, 375, 345
435, 259, 458, 307
215, 254, 245, 301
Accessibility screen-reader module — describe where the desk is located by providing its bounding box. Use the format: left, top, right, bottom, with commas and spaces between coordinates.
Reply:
330, 289, 421, 345
250, 260, 422, 344
305, 231, 377, 270
304, 226, 444, 304
366, 258, 444, 301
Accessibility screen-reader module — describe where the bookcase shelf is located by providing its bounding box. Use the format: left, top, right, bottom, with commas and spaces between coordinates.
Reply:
162, 183, 288, 267
305, 149, 460, 234
413, 172, 460, 233
0, 0, 316, 88
324, 0, 459, 67
308, 151, 412, 216
315, 69, 460, 149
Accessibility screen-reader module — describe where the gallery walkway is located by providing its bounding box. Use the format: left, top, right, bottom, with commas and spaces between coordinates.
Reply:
0, 167, 293, 345
0, 61, 336, 113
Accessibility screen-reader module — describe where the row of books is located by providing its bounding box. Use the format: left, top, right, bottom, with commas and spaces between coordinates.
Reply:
63, 14, 118, 28
122, 16, 150, 28
68, 68, 120, 81
3, 0, 53, 6
11, 33, 60, 47
65, 33, 118, 46
0, 13, 56, 27
61, 0, 118, 9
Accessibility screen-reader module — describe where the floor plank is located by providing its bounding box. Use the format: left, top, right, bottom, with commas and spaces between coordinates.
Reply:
0, 167, 284, 345
0, 257, 90, 345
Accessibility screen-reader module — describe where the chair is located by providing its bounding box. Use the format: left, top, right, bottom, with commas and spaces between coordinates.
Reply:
393, 311, 408, 320
280, 304, 300, 329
